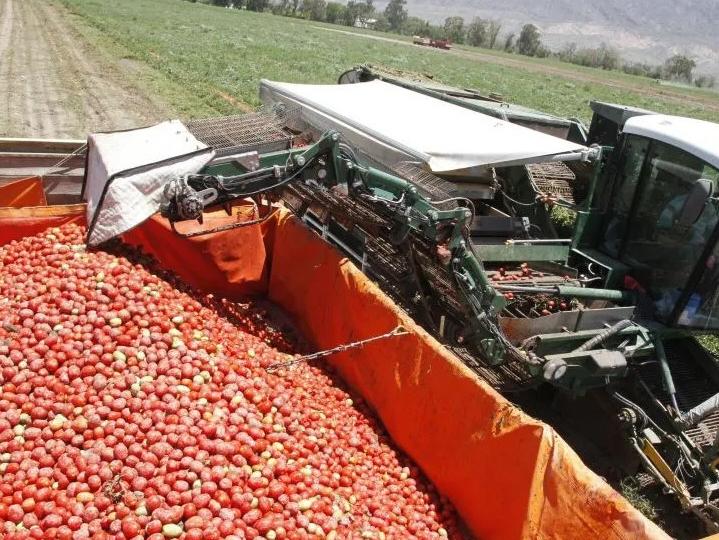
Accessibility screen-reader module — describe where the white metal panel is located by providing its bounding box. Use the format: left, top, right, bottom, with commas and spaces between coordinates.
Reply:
623, 114, 719, 170
260, 79, 587, 174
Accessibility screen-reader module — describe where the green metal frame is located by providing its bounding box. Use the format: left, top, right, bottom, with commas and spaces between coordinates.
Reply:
475, 244, 570, 263
197, 131, 645, 381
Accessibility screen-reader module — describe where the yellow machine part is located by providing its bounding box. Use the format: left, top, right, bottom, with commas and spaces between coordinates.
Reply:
641, 437, 693, 508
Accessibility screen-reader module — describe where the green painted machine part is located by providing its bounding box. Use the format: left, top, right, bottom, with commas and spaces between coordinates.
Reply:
166, 95, 719, 528
166, 131, 509, 362
476, 243, 570, 262
494, 284, 631, 302
173, 117, 719, 399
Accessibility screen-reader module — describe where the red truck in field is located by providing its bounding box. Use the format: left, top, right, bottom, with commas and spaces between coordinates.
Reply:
412, 35, 452, 50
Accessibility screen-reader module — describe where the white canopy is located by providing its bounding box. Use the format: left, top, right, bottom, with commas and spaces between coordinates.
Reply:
84, 120, 215, 246
260, 79, 587, 174
624, 114, 719, 170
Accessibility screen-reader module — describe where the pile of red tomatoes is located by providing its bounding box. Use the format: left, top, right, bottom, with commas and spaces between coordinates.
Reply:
0, 224, 461, 539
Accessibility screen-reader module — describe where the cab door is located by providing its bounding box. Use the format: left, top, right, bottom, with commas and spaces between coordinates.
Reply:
602, 137, 719, 320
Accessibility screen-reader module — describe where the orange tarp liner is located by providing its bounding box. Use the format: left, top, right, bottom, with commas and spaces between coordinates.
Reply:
0, 176, 47, 208
120, 202, 275, 297
0, 203, 84, 245
0, 204, 668, 540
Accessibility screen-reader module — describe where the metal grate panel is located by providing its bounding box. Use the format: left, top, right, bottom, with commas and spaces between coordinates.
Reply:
526, 161, 578, 204
452, 346, 533, 391
638, 339, 719, 450
686, 411, 719, 448
392, 162, 459, 209
185, 108, 295, 157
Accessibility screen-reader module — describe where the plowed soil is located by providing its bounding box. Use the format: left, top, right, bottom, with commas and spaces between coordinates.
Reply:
0, 0, 168, 138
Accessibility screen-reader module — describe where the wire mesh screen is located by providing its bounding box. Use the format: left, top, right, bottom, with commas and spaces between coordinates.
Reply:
340, 150, 461, 211
391, 162, 459, 209
525, 161, 577, 204
185, 107, 296, 157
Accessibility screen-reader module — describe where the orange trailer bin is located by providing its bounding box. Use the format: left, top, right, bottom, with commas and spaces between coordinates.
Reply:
0, 202, 668, 539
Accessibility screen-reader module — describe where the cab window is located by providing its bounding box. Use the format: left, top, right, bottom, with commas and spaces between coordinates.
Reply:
601, 135, 650, 257
677, 163, 719, 328
620, 142, 719, 320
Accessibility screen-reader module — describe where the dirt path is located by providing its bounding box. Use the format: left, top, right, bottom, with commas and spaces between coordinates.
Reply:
0, 0, 169, 138
316, 26, 719, 114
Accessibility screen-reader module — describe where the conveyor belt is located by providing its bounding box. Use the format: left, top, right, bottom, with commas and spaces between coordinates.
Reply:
282, 181, 534, 392
186, 108, 294, 156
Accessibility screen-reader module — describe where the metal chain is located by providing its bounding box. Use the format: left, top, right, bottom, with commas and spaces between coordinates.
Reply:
266, 325, 409, 373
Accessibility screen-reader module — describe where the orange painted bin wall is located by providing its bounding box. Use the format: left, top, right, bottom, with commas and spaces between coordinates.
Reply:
0, 201, 668, 540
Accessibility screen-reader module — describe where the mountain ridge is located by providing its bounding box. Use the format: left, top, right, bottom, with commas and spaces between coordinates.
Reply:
374, 0, 719, 77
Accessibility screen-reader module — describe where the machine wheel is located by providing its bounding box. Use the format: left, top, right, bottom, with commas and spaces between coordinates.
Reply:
337, 69, 362, 85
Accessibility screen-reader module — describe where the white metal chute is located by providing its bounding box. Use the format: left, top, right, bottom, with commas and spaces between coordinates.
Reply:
260, 79, 588, 174
83, 120, 215, 246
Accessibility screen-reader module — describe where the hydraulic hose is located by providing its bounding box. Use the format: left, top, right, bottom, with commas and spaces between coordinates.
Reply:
679, 392, 719, 428
540, 319, 634, 383
573, 319, 633, 353
654, 336, 681, 413
493, 284, 631, 302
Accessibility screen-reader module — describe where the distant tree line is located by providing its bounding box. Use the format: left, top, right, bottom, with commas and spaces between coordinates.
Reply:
514, 24, 712, 87
556, 39, 712, 87
192, 0, 715, 89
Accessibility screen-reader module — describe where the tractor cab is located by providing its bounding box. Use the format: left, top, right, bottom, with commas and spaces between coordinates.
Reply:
576, 104, 719, 330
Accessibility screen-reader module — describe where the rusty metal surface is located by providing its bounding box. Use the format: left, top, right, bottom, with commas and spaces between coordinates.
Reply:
185, 108, 295, 156
391, 162, 459, 209
0, 138, 85, 153
526, 161, 578, 204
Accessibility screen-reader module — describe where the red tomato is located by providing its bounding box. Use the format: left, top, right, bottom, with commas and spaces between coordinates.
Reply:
0, 223, 461, 539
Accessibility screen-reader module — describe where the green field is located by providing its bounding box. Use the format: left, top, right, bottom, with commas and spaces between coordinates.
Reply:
59, 0, 719, 125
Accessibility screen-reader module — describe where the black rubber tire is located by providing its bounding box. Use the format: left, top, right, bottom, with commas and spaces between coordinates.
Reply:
337, 69, 361, 85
